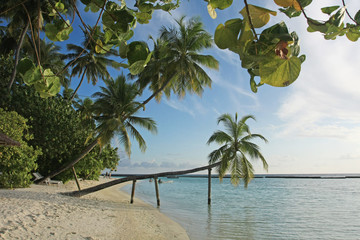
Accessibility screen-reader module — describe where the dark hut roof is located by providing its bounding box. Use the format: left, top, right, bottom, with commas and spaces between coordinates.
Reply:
0, 132, 21, 147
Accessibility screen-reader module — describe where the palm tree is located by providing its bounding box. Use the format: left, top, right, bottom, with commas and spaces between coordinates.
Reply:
136, 16, 219, 107
73, 97, 94, 120
37, 74, 157, 183
92, 75, 157, 155
63, 28, 121, 101
207, 113, 268, 187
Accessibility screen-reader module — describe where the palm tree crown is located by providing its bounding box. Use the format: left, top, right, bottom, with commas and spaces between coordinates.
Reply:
92, 74, 157, 156
63, 28, 120, 101
207, 113, 268, 187
136, 16, 219, 105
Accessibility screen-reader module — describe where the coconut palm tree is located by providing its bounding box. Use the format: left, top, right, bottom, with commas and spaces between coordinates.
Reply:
207, 113, 268, 187
37, 74, 157, 183
92, 75, 157, 155
136, 16, 219, 107
63, 31, 121, 101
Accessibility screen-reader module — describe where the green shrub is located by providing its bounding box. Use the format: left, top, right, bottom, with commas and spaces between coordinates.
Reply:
0, 108, 41, 188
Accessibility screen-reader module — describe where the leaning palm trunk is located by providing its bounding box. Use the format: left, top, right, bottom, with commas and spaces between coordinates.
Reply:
35, 139, 98, 184
8, 21, 29, 90
70, 161, 221, 197
37, 77, 173, 183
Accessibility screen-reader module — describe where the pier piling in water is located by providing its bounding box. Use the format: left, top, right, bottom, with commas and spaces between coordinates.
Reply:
208, 168, 212, 205
154, 177, 160, 207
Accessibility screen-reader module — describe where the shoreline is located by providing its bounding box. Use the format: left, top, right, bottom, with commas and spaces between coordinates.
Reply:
0, 179, 189, 240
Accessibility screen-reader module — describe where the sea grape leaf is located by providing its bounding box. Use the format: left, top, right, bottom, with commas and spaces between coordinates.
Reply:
240, 4, 277, 28
259, 22, 293, 43
127, 41, 149, 65
279, 7, 302, 18
95, 39, 103, 53
23, 66, 42, 86
128, 51, 153, 75
207, 4, 217, 19
321, 6, 340, 15
274, 0, 301, 11
307, 18, 328, 33
354, 10, 360, 24
45, 20, 73, 42
259, 56, 301, 87
17, 58, 34, 76
136, 12, 152, 24
118, 40, 128, 58
329, 7, 345, 27
209, 0, 233, 10
214, 18, 242, 49
346, 25, 360, 42
250, 75, 257, 93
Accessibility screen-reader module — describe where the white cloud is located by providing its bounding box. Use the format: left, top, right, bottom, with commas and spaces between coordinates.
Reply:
274, 2, 360, 142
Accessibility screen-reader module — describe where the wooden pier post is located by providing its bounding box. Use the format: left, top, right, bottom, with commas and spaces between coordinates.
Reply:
154, 177, 160, 207
130, 179, 136, 204
72, 166, 81, 191
208, 168, 212, 205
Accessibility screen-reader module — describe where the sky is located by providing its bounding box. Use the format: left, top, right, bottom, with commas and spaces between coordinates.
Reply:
71, 0, 360, 175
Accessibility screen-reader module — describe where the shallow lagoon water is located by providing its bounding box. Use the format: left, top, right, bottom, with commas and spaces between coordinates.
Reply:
123, 177, 360, 239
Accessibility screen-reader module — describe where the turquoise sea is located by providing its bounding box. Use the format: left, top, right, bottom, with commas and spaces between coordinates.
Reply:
122, 177, 360, 240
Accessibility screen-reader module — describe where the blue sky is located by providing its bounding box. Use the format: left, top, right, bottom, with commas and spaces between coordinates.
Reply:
70, 1, 360, 174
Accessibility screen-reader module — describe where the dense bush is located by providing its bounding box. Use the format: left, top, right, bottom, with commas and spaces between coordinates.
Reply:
0, 108, 41, 188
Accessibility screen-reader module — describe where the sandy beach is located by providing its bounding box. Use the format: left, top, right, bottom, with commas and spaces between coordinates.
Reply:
0, 179, 189, 240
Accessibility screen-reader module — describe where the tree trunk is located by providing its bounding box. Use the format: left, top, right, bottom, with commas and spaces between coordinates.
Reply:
35, 139, 98, 184
69, 67, 87, 102
8, 21, 30, 90
69, 162, 221, 197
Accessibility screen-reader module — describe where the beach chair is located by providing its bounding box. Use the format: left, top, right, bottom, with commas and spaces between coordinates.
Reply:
32, 172, 63, 185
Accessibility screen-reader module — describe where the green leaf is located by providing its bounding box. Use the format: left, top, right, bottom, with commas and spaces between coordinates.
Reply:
279, 7, 302, 18
95, 39, 103, 53
127, 41, 149, 65
118, 40, 128, 58
250, 75, 258, 93
17, 58, 34, 75
259, 22, 293, 43
332, 7, 346, 27
354, 10, 360, 24
346, 26, 360, 42
307, 18, 328, 33
207, 4, 217, 19
209, 0, 233, 10
214, 18, 242, 49
259, 56, 301, 87
23, 66, 42, 86
45, 20, 73, 42
321, 6, 340, 15
136, 12, 152, 24
240, 4, 277, 28
129, 60, 146, 75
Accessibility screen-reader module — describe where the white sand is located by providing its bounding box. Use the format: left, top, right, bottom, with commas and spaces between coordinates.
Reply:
0, 179, 189, 240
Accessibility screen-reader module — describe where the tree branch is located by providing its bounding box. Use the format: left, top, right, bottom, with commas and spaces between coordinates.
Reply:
244, 0, 258, 41
342, 0, 358, 25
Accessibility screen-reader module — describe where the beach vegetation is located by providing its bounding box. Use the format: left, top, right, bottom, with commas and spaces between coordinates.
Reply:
0, 108, 41, 188
207, 113, 268, 187
43, 74, 157, 181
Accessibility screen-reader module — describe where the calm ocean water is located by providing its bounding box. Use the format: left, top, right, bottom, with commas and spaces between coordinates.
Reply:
122, 177, 360, 240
